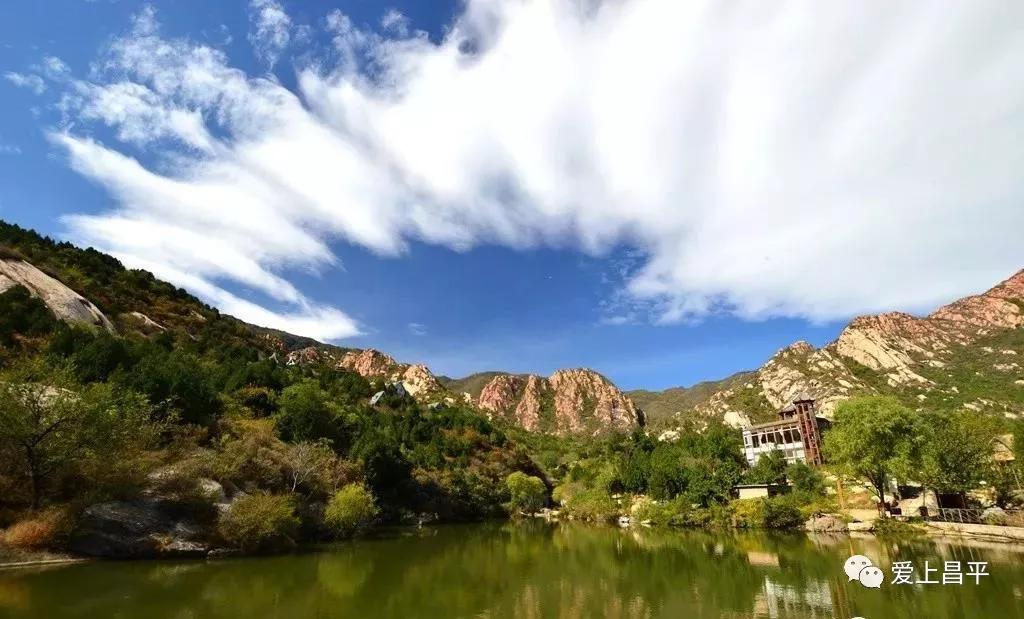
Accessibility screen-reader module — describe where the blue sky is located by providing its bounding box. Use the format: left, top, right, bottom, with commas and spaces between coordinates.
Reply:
1, 1, 1022, 390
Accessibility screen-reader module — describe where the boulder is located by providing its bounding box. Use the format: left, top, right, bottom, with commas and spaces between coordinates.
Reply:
982, 506, 1008, 525
804, 514, 848, 532
68, 500, 213, 559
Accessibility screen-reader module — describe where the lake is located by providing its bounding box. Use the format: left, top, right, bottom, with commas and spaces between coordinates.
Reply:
1, 522, 1023, 618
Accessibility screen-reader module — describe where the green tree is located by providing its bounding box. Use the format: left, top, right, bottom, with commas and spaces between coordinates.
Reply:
284, 439, 338, 494
123, 348, 221, 425
786, 461, 825, 496
350, 430, 411, 497
324, 483, 379, 537
0, 360, 156, 508
647, 443, 688, 500
0, 285, 56, 346
505, 472, 547, 514
823, 396, 924, 507
275, 381, 339, 443
919, 410, 998, 502
745, 449, 788, 485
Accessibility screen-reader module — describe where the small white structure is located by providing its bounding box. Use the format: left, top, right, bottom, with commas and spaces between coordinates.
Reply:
734, 484, 788, 500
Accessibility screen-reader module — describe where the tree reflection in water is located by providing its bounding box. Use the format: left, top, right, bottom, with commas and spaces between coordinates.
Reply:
2, 522, 1024, 618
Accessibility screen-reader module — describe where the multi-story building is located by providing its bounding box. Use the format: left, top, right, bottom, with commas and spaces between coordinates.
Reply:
741, 395, 829, 466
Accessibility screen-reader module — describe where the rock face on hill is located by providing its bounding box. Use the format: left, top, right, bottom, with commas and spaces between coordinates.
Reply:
328, 350, 642, 434
333, 349, 445, 398
0, 258, 113, 331
476, 368, 642, 435
655, 269, 1024, 428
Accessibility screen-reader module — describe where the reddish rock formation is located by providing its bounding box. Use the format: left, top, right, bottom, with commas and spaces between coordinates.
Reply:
337, 349, 400, 377
286, 346, 322, 366
477, 369, 641, 435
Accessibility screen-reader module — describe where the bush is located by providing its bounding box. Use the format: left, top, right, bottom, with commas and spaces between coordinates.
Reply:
234, 386, 278, 417
218, 493, 299, 552
745, 449, 788, 485
2, 508, 70, 549
731, 499, 766, 529
324, 484, 379, 537
562, 488, 618, 523
873, 516, 922, 537
631, 496, 691, 527
0, 285, 56, 346
787, 462, 826, 496
761, 496, 804, 529
505, 472, 547, 514
275, 382, 339, 443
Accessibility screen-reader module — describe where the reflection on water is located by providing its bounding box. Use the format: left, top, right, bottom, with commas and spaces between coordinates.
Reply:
2, 522, 1024, 618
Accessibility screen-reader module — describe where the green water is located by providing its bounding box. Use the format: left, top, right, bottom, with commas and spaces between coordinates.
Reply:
2, 523, 1023, 618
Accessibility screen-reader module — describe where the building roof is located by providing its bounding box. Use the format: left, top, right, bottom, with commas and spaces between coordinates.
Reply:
747, 417, 803, 431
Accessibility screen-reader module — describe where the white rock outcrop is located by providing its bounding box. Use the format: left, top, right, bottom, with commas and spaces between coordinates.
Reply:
0, 259, 113, 331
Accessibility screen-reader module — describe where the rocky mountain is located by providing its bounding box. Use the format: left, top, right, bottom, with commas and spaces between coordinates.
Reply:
474, 369, 642, 435
289, 348, 643, 435
627, 371, 754, 428
655, 269, 1024, 429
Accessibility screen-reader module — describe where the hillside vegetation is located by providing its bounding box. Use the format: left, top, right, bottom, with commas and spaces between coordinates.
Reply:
0, 222, 543, 556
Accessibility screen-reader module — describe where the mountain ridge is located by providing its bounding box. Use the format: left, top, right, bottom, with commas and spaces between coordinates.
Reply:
648, 269, 1024, 431
2, 219, 1021, 437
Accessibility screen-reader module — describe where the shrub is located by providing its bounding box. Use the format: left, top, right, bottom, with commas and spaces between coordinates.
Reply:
324, 484, 379, 537
275, 382, 339, 443
234, 386, 278, 417
218, 492, 299, 552
563, 488, 618, 523
745, 449, 788, 485
731, 499, 766, 529
761, 496, 804, 529
505, 472, 547, 514
2, 508, 70, 549
787, 462, 826, 496
873, 516, 922, 537
631, 496, 691, 526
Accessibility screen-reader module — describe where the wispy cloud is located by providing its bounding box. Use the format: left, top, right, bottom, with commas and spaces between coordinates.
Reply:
45, 0, 1024, 345
248, 0, 291, 68
4, 72, 45, 94
380, 9, 411, 37
408, 322, 427, 336
0, 143, 21, 155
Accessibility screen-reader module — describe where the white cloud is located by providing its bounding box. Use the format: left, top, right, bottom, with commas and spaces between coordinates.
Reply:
408, 322, 427, 336
5, 72, 45, 94
381, 9, 411, 37
0, 143, 21, 155
249, 0, 291, 68
50, 0, 1024, 344
40, 56, 70, 79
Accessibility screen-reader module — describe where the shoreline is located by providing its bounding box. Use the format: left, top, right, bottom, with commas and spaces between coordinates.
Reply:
7, 519, 1024, 569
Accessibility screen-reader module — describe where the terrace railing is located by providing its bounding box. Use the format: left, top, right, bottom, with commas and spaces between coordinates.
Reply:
932, 507, 1024, 527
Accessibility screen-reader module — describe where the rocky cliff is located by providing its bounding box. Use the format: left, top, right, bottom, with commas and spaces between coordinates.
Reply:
0, 258, 114, 332
655, 269, 1024, 428
476, 368, 642, 435
283, 347, 642, 435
